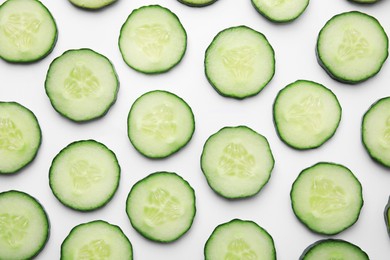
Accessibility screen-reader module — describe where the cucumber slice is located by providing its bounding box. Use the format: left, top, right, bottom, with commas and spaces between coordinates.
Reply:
300, 239, 369, 260
200, 126, 274, 199
205, 26, 275, 99
45, 48, 119, 122
291, 162, 363, 235
0, 102, 41, 174
204, 219, 276, 260
127, 90, 195, 159
177, 0, 218, 7
49, 140, 120, 211
68, 0, 117, 9
316, 11, 388, 84
385, 196, 390, 238
0, 0, 57, 63
119, 5, 187, 74
61, 220, 133, 260
362, 97, 390, 168
273, 80, 341, 150
0, 190, 49, 260
126, 171, 196, 242
349, 0, 379, 3
251, 0, 310, 23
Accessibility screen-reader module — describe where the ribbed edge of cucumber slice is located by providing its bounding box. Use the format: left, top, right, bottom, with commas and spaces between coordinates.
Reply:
348, 0, 379, 3
316, 11, 388, 84
300, 239, 369, 259
0, 0, 57, 63
204, 219, 276, 260
126, 171, 196, 243
251, 0, 310, 23
61, 220, 133, 259
68, 0, 117, 10
290, 162, 363, 235
0, 102, 42, 174
177, 0, 218, 7
0, 190, 49, 260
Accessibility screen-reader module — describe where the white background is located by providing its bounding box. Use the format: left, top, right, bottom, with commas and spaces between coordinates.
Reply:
1, 0, 390, 259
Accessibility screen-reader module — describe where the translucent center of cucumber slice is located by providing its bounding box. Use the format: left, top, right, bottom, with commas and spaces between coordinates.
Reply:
221, 46, 255, 84
0, 213, 29, 248
0, 118, 24, 151
141, 104, 177, 142
263, 0, 287, 7
144, 188, 184, 226
225, 238, 257, 260
218, 143, 255, 178
285, 95, 323, 133
380, 117, 390, 148
338, 28, 369, 62
310, 177, 347, 216
134, 24, 170, 62
329, 252, 344, 260
70, 160, 103, 195
2, 13, 41, 52
78, 239, 111, 260
64, 64, 101, 99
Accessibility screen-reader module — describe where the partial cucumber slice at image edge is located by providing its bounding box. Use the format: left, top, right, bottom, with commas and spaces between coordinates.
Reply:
300, 239, 369, 260
205, 25, 275, 99
290, 162, 363, 235
49, 140, 120, 211
119, 5, 187, 74
316, 11, 388, 84
251, 0, 310, 23
126, 171, 196, 243
45, 48, 119, 122
68, 0, 117, 10
0, 190, 50, 260
348, 0, 379, 3
362, 97, 390, 168
127, 90, 195, 159
61, 220, 133, 259
200, 125, 274, 199
273, 80, 342, 150
0, 101, 41, 174
177, 0, 218, 7
204, 219, 276, 260
385, 196, 390, 239
0, 0, 57, 63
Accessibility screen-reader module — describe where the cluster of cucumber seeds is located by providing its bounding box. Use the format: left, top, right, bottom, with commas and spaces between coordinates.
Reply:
0, 0, 389, 259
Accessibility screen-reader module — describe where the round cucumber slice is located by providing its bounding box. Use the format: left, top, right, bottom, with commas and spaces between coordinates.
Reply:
204, 219, 276, 260
291, 162, 363, 235
362, 97, 390, 168
251, 0, 310, 23
126, 171, 196, 242
61, 220, 133, 259
49, 140, 120, 211
68, 0, 117, 9
119, 5, 187, 74
348, 0, 379, 3
300, 239, 369, 260
205, 26, 275, 99
177, 0, 218, 7
201, 126, 274, 199
127, 90, 195, 159
0, 102, 41, 174
0, 0, 57, 63
273, 80, 341, 150
45, 48, 119, 122
384, 196, 390, 239
0, 190, 49, 260
316, 11, 388, 84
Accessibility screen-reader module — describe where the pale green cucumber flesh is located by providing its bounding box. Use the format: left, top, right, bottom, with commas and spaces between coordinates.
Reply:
204, 219, 276, 260
177, 0, 218, 7
45, 48, 119, 122
291, 162, 363, 235
201, 126, 274, 199
0, 190, 49, 260
61, 220, 133, 260
126, 172, 196, 242
362, 97, 390, 168
317, 11, 388, 83
251, 0, 310, 22
68, 0, 117, 9
127, 90, 195, 159
300, 239, 369, 260
49, 140, 120, 211
119, 5, 187, 74
205, 25, 275, 99
273, 80, 341, 150
0, 0, 57, 63
0, 102, 41, 174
